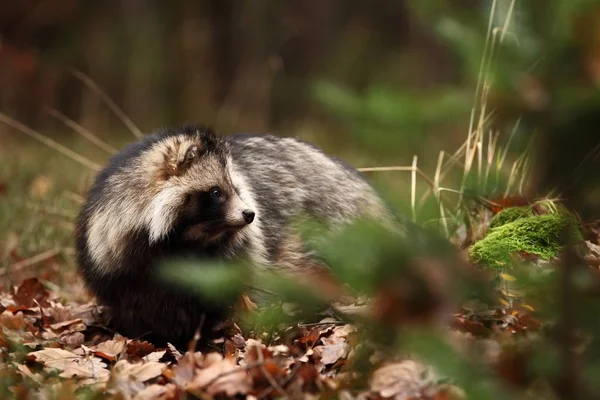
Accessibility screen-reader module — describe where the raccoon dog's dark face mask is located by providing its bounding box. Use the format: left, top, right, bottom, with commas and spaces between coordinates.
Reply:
179, 183, 255, 239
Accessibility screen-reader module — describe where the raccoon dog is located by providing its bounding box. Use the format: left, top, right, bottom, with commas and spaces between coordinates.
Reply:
76, 125, 393, 347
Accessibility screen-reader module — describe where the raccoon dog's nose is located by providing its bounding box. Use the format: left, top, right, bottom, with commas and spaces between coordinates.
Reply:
242, 209, 255, 224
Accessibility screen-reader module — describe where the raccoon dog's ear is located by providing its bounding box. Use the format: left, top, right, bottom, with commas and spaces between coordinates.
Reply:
184, 145, 200, 162
163, 142, 205, 177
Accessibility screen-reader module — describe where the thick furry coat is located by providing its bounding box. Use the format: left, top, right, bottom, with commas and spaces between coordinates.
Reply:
76, 125, 392, 347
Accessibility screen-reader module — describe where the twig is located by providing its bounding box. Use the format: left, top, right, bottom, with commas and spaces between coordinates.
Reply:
69, 68, 144, 139
0, 113, 101, 171
46, 108, 117, 154
187, 314, 206, 353
0, 248, 62, 277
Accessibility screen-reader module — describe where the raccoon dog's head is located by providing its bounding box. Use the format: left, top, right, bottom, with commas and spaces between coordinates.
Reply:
82, 125, 256, 271
146, 126, 255, 242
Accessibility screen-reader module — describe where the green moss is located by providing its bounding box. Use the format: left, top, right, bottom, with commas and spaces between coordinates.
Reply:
488, 206, 534, 230
470, 207, 582, 269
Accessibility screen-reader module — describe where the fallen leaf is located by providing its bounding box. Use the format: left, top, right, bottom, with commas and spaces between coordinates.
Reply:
16, 364, 42, 384
49, 318, 83, 330
29, 348, 109, 380
59, 331, 85, 347
371, 360, 437, 399
133, 383, 177, 400
144, 350, 166, 362
93, 339, 126, 362
112, 360, 166, 382
172, 352, 198, 386
0, 310, 27, 331
13, 278, 50, 308
585, 240, 600, 256
186, 353, 252, 397
126, 340, 156, 361
316, 343, 348, 365
297, 327, 321, 348
489, 196, 531, 213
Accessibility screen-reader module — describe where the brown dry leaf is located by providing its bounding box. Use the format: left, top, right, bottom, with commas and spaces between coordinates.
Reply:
47, 303, 76, 325
112, 359, 166, 382
297, 327, 321, 348
187, 353, 252, 397
144, 350, 166, 362
585, 240, 600, 257
49, 318, 83, 331
13, 278, 51, 308
126, 340, 156, 361
290, 362, 320, 393
0, 310, 28, 331
172, 352, 199, 386
93, 339, 126, 362
16, 364, 43, 384
317, 342, 348, 366
244, 344, 285, 387
371, 360, 437, 399
316, 323, 356, 365
29, 347, 109, 380
70, 302, 104, 325
133, 383, 177, 400
60, 331, 85, 347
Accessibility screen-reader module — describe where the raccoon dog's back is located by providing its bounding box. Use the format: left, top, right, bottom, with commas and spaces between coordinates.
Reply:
228, 134, 389, 266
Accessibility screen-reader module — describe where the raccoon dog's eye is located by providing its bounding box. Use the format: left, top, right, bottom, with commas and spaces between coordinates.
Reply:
210, 187, 221, 198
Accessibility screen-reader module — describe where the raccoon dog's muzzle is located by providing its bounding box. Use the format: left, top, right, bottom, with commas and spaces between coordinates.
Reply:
225, 194, 255, 228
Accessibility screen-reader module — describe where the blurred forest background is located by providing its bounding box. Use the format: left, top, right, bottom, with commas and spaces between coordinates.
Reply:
2, 1, 600, 398
0, 1, 507, 158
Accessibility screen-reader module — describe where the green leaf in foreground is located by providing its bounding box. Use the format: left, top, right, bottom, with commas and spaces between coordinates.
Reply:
157, 259, 246, 304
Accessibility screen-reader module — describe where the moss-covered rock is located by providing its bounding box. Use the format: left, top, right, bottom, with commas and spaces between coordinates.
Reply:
488, 206, 534, 230
470, 205, 582, 269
